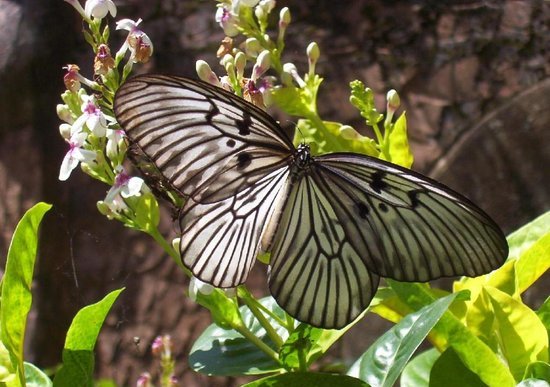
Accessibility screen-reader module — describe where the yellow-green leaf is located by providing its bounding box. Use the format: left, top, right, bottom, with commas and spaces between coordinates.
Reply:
380, 113, 413, 168
0, 203, 51, 386
485, 286, 549, 380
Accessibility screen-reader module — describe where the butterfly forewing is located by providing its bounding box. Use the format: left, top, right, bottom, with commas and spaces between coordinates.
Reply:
114, 75, 294, 202
314, 153, 508, 281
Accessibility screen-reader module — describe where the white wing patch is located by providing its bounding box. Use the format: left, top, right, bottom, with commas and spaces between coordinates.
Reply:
269, 174, 379, 329
180, 167, 289, 287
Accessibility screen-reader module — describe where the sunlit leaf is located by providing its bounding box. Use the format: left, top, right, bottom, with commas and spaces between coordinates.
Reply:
348, 292, 461, 387
0, 202, 51, 385
400, 348, 440, 387
53, 288, 124, 387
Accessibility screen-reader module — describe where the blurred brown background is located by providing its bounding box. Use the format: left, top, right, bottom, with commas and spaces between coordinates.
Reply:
0, 0, 548, 385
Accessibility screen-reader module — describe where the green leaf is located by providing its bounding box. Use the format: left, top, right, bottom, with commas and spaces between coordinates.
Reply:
193, 288, 241, 330
294, 120, 378, 156
242, 372, 369, 387
348, 292, 461, 387
53, 288, 124, 387
133, 193, 160, 233
429, 347, 485, 387
381, 113, 413, 168
537, 296, 550, 347
387, 280, 516, 387
484, 286, 548, 380
514, 233, 550, 294
0, 202, 51, 385
24, 362, 52, 387
189, 297, 287, 376
400, 348, 440, 387
269, 86, 313, 119
507, 211, 550, 261
523, 361, 550, 382
280, 325, 322, 370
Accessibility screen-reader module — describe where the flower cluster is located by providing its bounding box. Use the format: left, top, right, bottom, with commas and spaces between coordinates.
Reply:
136, 335, 178, 386
58, 0, 155, 222
197, 0, 306, 110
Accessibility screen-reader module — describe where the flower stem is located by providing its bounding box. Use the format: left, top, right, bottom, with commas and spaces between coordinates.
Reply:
238, 288, 284, 348
147, 227, 189, 274
232, 322, 282, 365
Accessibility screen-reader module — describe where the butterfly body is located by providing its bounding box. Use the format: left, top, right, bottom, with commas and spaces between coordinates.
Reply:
114, 74, 508, 328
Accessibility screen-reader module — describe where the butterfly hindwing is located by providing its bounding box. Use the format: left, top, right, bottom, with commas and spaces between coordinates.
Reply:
180, 167, 289, 287
268, 169, 380, 329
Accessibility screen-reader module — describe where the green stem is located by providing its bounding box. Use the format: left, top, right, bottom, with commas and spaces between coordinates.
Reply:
147, 227, 188, 274
298, 345, 307, 372
239, 288, 284, 348
232, 323, 282, 365
252, 297, 289, 329
372, 122, 391, 159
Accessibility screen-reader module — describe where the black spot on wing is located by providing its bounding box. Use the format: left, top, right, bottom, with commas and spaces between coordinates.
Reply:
355, 202, 369, 219
206, 101, 219, 122
226, 139, 236, 148
237, 113, 252, 135
237, 152, 252, 169
378, 202, 388, 212
370, 171, 387, 193
408, 189, 422, 208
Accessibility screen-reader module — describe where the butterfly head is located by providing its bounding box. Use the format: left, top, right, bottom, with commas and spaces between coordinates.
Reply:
295, 143, 312, 169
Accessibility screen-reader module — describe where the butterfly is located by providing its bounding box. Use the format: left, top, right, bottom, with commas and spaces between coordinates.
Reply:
114, 74, 508, 329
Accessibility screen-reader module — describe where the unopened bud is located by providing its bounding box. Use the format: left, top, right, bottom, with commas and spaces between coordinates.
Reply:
220, 53, 234, 68
172, 237, 180, 253
252, 50, 271, 81
283, 62, 305, 88
387, 89, 400, 111
339, 125, 359, 140
59, 123, 72, 139
306, 42, 320, 75
385, 89, 401, 127
57, 104, 73, 124
234, 52, 246, 78
245, 38, 262, 57
279, 7, 291, 28
196, 60, 220, 86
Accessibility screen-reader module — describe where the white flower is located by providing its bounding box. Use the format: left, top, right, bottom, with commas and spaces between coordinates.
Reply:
105, 167, 145, 202
116, 18, 154, 63
59, 131, 96, 181
255, 0, 276, 21
84, 0, 117, 19
103, 167, 147, 213
215, 6, 239, 37
73, 96, 110, 137
106, 129, 125, 159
